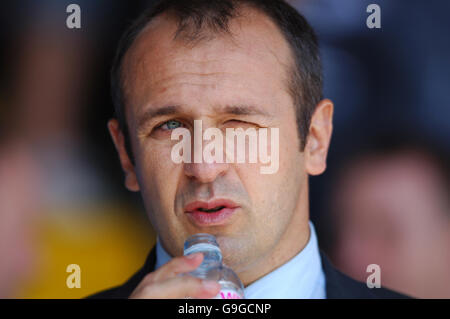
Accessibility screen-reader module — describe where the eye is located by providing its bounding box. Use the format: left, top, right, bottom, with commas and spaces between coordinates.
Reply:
225, 119, 245, 125
159, 120, 184, 131
224, 119, 256, 128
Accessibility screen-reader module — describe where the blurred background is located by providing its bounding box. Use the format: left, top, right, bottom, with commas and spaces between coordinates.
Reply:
0, 0, 448, 298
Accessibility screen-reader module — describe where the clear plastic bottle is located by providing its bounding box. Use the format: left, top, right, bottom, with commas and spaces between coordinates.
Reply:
184, 233, 245, 299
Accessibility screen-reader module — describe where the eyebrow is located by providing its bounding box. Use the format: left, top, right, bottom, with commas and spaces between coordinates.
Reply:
137, 104, 271, 129
220, 104, 271, 117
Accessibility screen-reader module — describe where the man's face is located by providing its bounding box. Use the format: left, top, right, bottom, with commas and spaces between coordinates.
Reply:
110, 8, 331, 277
332, 152, 450, 297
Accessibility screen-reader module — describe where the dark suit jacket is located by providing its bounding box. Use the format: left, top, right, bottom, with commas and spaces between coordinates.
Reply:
87, 247, 409, 299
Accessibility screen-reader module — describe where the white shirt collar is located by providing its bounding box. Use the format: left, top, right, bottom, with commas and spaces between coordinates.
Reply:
155, 221, 326, 299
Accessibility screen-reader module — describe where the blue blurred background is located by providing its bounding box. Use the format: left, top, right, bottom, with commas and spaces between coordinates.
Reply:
0, 0, 448, 298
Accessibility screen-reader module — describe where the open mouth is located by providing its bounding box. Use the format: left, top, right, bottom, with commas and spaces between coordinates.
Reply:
184, 199, 239, 226
184, 199, 238, 213
197, 206, 226, 213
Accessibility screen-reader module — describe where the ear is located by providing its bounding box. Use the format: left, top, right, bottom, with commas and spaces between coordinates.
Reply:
304, 99, 334, 176
107, 119, 140, 192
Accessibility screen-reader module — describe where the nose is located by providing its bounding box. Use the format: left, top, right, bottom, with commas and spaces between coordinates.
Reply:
184, 161, 230, 183
181, 119, 232, 183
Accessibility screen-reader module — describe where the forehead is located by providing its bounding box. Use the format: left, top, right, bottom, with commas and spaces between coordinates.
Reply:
121, 7, 295, 118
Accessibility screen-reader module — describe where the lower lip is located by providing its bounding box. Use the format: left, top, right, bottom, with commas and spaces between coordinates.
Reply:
185, 207, 237, 226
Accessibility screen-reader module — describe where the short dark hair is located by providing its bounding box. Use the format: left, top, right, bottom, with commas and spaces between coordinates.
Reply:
111, 0, 323, 159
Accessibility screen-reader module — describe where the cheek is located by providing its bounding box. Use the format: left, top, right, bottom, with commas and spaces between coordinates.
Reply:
270, 125, 305, 189
236, 131, 304, 217
136, 142, 181, 212
236, 163, 270, 207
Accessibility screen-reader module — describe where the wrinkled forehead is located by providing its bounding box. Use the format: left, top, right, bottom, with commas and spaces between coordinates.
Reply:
121, 7, 295, 113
